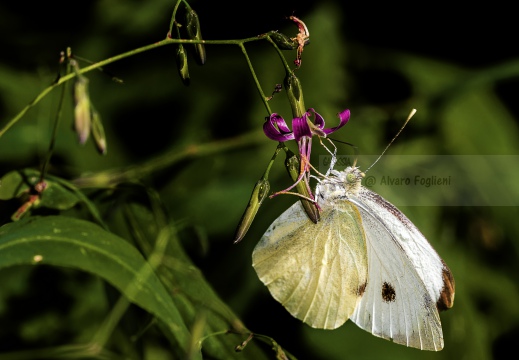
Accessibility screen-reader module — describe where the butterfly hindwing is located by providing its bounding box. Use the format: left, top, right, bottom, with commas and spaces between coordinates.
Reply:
252, 200, 368, 329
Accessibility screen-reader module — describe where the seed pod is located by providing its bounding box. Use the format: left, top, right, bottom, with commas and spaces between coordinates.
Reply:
175, 44, 190, 86
284, 73, 305, 118
270, 31, 298, 50
186, 9, 206, 65
233, 179, 270, 244
285, 150, 320, 223
73, 76, 91, 145
91, 109, 107, 154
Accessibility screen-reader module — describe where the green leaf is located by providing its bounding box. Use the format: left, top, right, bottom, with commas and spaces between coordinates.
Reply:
0, 169, 79, 210
118, 200, 273, 360
0, 215, 195, 358
0, 170, 30, 200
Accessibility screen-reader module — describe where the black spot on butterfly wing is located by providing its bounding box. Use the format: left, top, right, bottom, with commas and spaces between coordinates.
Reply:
357, 281, 367, 296
359, 187, 456, 315
382, 281, 396, 303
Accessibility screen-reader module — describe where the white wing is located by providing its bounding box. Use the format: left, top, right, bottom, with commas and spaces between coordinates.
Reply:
252, 200, 368, 329
349, 187, 454, 351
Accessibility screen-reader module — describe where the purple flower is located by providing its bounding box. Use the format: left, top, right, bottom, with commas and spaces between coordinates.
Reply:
263, 108, 350, 142
263, 108, 350, 197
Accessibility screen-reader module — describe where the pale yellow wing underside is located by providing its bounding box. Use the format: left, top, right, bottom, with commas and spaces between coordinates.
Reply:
252, 200, 368, 329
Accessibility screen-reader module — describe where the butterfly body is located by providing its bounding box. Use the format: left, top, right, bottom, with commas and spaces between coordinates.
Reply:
252, 166, 454, 351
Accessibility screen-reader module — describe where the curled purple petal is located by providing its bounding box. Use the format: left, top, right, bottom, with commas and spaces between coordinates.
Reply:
323, 109, 350, 135
308, 108, 325, 130
292, 115, 313, 141
263, 113, 295, 142
305, 109, 327, 137
270, 113, 292, 133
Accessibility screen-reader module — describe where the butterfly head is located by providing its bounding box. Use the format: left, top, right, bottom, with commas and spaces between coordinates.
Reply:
342, 166, 364, 192
316, 166, 365, 206
345, 170, 363, 185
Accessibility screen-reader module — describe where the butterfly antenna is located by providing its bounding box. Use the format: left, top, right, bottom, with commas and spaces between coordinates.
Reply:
317, 137, 339, 175
328, 137, 360, 167
365, 108, 417, 173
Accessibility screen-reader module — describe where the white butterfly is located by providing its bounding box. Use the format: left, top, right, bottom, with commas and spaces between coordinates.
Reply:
252, 164, 455, 351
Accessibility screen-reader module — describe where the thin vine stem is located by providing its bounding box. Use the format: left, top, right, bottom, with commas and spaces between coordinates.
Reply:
0, 33, 287, 139
239, 43, 272, 115
266, 35, 294, 75
168, 0, 186, 35
39, 56, 70, 183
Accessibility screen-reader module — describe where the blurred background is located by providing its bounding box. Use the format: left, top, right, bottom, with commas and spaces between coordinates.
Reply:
0, 0, 518, 359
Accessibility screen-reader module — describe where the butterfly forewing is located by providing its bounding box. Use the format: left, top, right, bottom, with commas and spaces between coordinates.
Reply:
356, 187, 454, 309
349, 189, 447, 350
252, 200, 368, 329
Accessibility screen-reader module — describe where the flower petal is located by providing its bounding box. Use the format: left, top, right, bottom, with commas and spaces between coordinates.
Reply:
323, 109, 350, 135
263, 114, 295, 142
271, 113, 292, 133
292, 115, 313, 141
308, 108, 325, 130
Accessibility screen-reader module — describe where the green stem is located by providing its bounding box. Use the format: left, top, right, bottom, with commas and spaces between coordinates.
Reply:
39, 74, 67, 183
90, 226, 170, 349
262, 143, 284, 180
73, 128, 267, 188
0, 33, 284, 140
266, 35, 293, 74
90, 296, 132, 349
266, 35, 306, 117
239, 43, 272, 115
168, 0, 184, 35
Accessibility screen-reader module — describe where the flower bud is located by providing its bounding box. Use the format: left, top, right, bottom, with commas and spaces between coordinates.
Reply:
73, 76, 91, 145
285, 149, 320, 223
186, 9, 206, 65
233, 179, 270, 243
175, 44, 190, 86
270, 31, 298, 50
91, 109, 107, 154
284, 73, 306, 118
